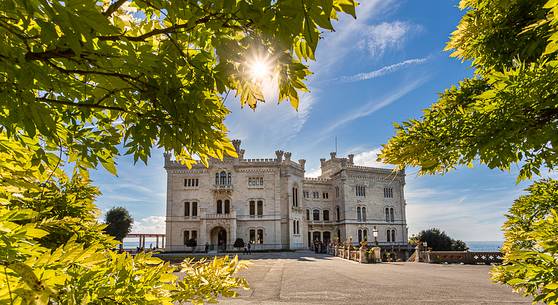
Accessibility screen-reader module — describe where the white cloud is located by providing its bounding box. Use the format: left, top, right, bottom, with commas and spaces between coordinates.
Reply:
305, 167, 322, 178
319, 77, 427, 138
352, 147, 392, 169
359, 21, 420, 57
339, 57, 428, 82
132, 216, 165, 234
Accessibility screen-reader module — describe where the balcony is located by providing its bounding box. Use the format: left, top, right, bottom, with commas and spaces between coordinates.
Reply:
203, 211, 237, 219
212, 184, 233, 193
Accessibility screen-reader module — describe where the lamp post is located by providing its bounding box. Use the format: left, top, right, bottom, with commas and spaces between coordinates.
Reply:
372, 227, 378, 246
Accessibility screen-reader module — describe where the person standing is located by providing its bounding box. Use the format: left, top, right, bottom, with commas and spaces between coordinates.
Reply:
247, 241, 252, 254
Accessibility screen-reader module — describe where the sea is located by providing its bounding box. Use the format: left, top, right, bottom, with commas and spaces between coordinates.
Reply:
466, 241, 503, 252
122, 238, 504, 252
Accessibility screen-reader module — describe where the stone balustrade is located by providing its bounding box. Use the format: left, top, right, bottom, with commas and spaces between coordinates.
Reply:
328, 244, 382, 264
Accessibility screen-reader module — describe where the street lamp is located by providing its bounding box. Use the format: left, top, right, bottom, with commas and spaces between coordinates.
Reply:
372, 227, 378, 246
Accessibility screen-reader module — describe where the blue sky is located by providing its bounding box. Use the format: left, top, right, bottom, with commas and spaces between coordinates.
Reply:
91, 0, 547, 241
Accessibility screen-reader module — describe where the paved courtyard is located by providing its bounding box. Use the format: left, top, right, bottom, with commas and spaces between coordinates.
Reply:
220, 251, 531, 305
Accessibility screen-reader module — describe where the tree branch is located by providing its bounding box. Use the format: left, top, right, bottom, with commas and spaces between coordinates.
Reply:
103, 0, 128, 17
37, 97, 130, 113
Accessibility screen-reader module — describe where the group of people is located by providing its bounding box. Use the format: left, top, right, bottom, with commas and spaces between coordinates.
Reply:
243, 241, 253, 254
313, 239, 331, 254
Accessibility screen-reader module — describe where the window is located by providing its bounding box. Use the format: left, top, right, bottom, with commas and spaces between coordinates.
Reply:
362, 207, 367, 222
257, 229, 264, 244
306, 209, 310, 220
184, 202, 190, 217
248, 177, 264, 187
322, 192, 329, 199
292, 187, 299, 207
335, 186, 339, 198
293, 220, 300, 235
224, 199, 230, 214
227, 172, 231, 185
323, 210, 330, 221
336, 206, 340, 221
215, 173, 219, 185
313, 209, 320, 221
312, 191, 319, 199
357, 207, 362, 222
191, 230, 197, 241
387, 229, 396, 242
249, 201, 255, 216
358, 229, 363, 243
363, 229, 368, 242
217, 200, 223, 214
356, 185, 366, 197
384, 187, 394, 198
192, 202, 197, 217
257, 200, 263, 216
184, 230, 190, 245
184, 178, 199, 187
385, 207, 394, 222
303, 191, 309, 198
219, 171, 226, 185
249, 229, 255, 243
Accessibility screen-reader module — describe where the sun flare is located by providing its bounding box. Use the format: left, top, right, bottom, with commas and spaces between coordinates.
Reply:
247, 55, 273, 82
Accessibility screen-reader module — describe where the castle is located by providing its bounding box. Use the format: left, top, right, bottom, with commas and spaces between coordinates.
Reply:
164, 140, 408, 253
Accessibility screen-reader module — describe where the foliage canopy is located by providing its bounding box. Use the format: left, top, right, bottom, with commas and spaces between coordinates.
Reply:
414, 228, 468, 251
0, 0, 356, 170
379, 0, 558, 182
104, 206, 134, 242
492, 180, 558, 305
0, 0, 358, 304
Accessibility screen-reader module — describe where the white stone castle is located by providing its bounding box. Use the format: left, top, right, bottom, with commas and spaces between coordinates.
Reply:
164, 140, 408, 253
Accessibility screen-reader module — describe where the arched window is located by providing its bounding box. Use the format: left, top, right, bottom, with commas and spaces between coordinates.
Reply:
357, 207, 361, 222
184, 201, 190, 217
257, 229, 264, 244
362, 207, 367, 222
306, 209, 310, 220
219, 171, 226, 185
390, 208, 394, 222
336, 206, 340, 221
191, 202, 197, 217
293, 220, 296, 234
323, 210, 330, 221
227, 172, 231, 185
224, 199, 230, 214
215, 173, 219, 185
183, 230, 190, 245
385, 207, 390, 222
249, 200, 255, 216
391, 229, 396, 243
323, 231, 331, 243
257, 200, 263, 216
358, 229, 363, 243
217, 200, 223, 214
313, 209, 320, 221
296, 220, 300, 235
386, 229, 391, 242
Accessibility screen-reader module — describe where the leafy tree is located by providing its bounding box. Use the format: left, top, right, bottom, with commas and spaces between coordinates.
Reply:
0, 0, 357, 304
104, 206, 134, 242
416, 228, 468, 251
0, 0, 356, 170
379, 0, 557, 182
186, 238, 198, 253
492, 180, 558, 305
379, 0, 557, 302
234, 238, 245, 250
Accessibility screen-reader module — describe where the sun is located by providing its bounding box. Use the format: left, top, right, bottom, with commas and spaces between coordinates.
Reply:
247, 55, 273, 82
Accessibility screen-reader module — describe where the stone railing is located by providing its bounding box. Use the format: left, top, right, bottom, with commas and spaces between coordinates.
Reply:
411, 245, 503, 265
328, 244, 382, 264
